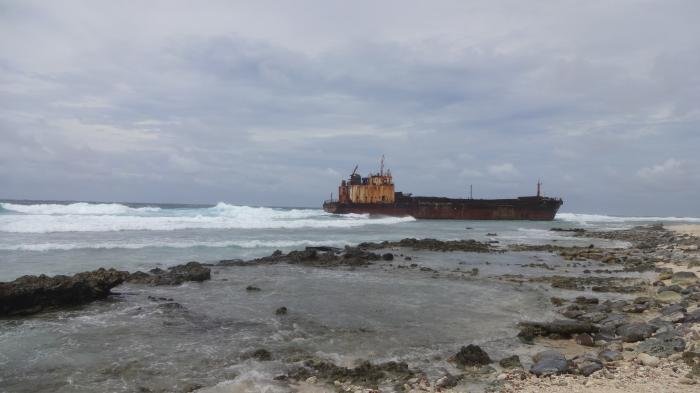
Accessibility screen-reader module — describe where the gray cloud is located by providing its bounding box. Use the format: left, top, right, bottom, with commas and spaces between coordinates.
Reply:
1, 0, 699, 215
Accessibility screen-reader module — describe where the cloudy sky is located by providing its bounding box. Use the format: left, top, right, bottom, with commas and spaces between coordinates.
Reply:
1, 1, 699, 215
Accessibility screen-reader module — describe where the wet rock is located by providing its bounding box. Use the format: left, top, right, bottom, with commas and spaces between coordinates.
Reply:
359, 238, 493, 252
275, 306, 288, 315
616, 322, 658, 343
217, 258, 246, 266
453, 344, 492, 367
530, 351, 569, 376
550, 227, 585, 233
672, 271, 698, 285
127, 262, 211, 286
245, 285, 261, 291
518, 320, 598, 339
288, 359, 415, 386
250, 246, 380, 267
243, 348, 272, 361
575, 333, 595, 347
156, 302, 185, 310
381, 253, 394, 261
636, 331, 686, 357
575, 296, 599, 304
550, 297, 566, 306
499, 355, 522, 369
0, 268, 129, 316
598, 350, 623, 362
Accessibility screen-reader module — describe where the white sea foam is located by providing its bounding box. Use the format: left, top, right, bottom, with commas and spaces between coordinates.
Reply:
0, 239, 351, 251
0, 202, 416, 233
557, 212, 700, 225
0, 202, 161, 215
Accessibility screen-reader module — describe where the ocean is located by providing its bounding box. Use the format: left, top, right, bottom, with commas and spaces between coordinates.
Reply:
4, 200, 697, 281
1, 200, 698, 392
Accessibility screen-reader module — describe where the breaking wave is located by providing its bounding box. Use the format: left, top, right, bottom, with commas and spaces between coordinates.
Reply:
0, 202, 415, 233
0, 239, 351, 252
557, 212, 700, 225
1, 202, 161, 215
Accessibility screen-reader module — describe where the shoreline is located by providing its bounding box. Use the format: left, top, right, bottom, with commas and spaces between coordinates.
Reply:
1, 225, 699, 392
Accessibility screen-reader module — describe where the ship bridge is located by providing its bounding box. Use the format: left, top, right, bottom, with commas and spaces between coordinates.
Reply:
337, 157, 395, 204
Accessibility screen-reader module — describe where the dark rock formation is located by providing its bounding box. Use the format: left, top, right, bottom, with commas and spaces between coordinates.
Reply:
247, 247, 381, 267
0, 268, 129, 316
518, 320, 598, 339
288, 359, 415, 387
275, 306, 288, 315
243, 348, 272, 361
358, 238, 493, 252
453, 344, 492, 367
126, 262, 211, 285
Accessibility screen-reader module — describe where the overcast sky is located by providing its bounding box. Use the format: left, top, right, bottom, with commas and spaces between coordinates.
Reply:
1, 1, 699, 215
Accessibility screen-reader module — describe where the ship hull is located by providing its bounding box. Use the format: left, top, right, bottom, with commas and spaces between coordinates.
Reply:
323, 196, 562, 220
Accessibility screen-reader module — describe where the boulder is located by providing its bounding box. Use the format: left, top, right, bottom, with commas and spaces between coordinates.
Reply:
616, 322, 658, 343
453, 344, 492, 367
530, 351, 569, 376
0, 268, 129, 316
381, 253, 394, 261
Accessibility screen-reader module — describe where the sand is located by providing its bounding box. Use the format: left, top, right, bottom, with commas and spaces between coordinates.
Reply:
669, 224, 700, 237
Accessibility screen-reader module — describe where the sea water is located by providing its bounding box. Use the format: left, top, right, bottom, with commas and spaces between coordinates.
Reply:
0, 200, 698, 392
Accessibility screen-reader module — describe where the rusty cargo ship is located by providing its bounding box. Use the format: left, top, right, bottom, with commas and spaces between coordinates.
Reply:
323, 161, 563, 220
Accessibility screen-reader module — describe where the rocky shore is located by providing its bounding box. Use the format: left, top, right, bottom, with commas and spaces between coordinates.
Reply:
0, 262, 211, 316
2, 225, 699, 392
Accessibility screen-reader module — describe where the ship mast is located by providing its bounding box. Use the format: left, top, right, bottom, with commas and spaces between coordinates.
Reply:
379, 155, 385, 176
